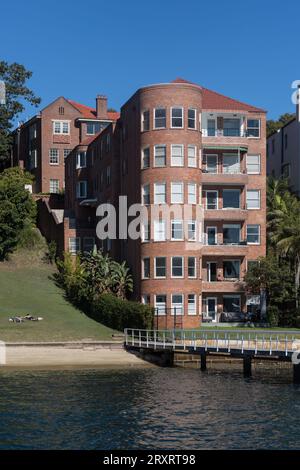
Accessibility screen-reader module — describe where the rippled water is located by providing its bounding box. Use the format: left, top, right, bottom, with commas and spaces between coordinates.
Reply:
0, 366, 300, 449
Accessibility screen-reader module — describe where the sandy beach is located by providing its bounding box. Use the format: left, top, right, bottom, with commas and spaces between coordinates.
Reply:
1, 342, 151, 368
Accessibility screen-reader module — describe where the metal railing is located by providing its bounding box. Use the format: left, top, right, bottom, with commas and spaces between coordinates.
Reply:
124, 328, 300, 357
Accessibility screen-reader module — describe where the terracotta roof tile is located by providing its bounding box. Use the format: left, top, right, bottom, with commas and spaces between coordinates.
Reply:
171, 78, 265, 112
67, 99, 120, 120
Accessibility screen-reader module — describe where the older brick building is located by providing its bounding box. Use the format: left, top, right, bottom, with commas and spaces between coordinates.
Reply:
64, 78, 266, 328
12, 95, 119, 193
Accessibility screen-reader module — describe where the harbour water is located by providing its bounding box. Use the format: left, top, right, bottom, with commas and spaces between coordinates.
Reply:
0, 367, 299, 449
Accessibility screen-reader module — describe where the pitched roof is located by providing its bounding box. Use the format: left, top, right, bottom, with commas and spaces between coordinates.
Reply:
67, 99, 120, 121
171, 78, 265, 112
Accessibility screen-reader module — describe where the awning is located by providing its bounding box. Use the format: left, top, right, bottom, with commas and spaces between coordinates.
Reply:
79, 198, 98, 207
202, 145, 248, 151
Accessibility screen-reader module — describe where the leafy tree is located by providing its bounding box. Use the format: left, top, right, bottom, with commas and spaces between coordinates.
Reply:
110, 261, 133, 299
267, 113, 295, 138
0, 167, 36, 259
0, 61, 41, 163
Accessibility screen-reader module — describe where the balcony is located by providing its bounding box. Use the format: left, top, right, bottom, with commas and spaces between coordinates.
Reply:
202, 280, 245, 293
202, 129, 247, 138
201, 241, 248, 256
204, 208, 247, 221
201, 169, 248, 185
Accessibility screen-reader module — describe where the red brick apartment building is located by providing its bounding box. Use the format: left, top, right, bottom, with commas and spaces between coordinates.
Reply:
63, 79, 266, 328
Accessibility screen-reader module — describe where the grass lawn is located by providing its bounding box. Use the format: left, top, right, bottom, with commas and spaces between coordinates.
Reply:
0, 262, 117, 342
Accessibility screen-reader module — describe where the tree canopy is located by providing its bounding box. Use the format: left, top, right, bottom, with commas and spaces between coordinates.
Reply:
0, 61, 41, 163
267, 113, 295, 138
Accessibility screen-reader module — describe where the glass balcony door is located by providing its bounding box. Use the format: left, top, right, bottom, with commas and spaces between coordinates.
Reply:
223, 118, 240, 137
223, 153, 240, 174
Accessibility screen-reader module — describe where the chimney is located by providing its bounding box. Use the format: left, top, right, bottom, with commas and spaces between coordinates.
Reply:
96, 95, 108, 119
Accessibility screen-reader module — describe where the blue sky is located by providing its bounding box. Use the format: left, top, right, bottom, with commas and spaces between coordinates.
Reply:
1, 0, 299, 121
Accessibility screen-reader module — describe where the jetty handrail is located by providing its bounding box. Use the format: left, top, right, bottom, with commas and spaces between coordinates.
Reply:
124, 328, 300, 356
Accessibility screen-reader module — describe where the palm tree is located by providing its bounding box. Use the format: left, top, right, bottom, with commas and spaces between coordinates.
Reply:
110, 261, 133, 299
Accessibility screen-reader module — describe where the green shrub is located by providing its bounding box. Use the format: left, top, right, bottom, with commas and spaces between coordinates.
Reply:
91, 293, 154, 331
267, 305, 279, 327
46, 240, 57, 264
17, 225, 44, 250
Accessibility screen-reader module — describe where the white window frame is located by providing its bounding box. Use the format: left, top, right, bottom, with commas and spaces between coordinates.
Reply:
206, 154, 218, 173
154, 182, 166, 204
222, 153, 240, 174
141, 110, 150, 132
154, 257, 167, 279
171, 182, 184, 204
171, 294, 184, 315
170, 107, 184, 129
154, 145, 166, 167
188, 220, 197, 241
49, 179, 59, 194
247, 119, 260, 138
142, 222, 150, 242
188, 108, 197, 130
188, 257, 197, 278
206, 190, 218, 210
49, 148, 59, 165
206, 297, 218, 321
171, 257, 184, 278
142, 184, 150, 205
171, 144, 184, 166
53, 120, 70, 135
69, 237, 80, 254
76, 151, 87, 169
207, 261, 217, 282
188, 183, 197, 204
246, 154, 261, 174
155, 294, 167, 316
142, 257, 150, 279
188, 145, 197, 167
206, 226, 217, 245
154, 220, 166, 241
246, 224, 261, 245
246, 189, 261, 209
171, 220, 184, 241
188, 294, 197, 315
153, 107, 166, 129
141, 147, 150, 169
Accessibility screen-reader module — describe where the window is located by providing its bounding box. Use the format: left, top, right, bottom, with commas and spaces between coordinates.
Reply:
206, 226, 217, 245
246, 155, 261, 174
206, 154, 218, 173
69, 237, 80, 254
77, 181, 87, 198
223, 224, 241, 244
142, 295, 150, 305
171, 220, 183, 240
223, 118, 240, 137
154, 108, 166, 128
188, 108, 196, 129
171, 257, 184, 277
142, 110, 150, 131
188, 145, 197, 167
59, 106, 64, 115
188, 257, 196, 278
86, 122, 101, 135
29, 124, 37, 140
223, 189, 240, 209
76, 151, 86, 168
247, 224, 260, 244
49, 148, 59, 165
64, 149, 71, 159
171, 145, 184, 166
171, 107, 183, 128
171, 294, 184, 315
188, 294, 196, 315
223, 260, 240, 279
223, 295, 241, 313
142, 258, 150, 278
53, 121, 69, 134
105, 134, 111, 152
83, 237, 95, 253
29, 149, 37, 169
246, 190, 260, 209
142, 222, 150, 242
247, 119, 260, 138
223, 153, 240, 174
207, 262, 217, 282
207, 119, 216, 136
155, 257, 166, 278
154, 220, 166, 241
188, 220, 196, 241
142, 184, 150, 205
142, 147, 150, 168
50, 179, 59, 193
188, 183, 196, 204
154, 145, 166, 167
153, 182, 166, 204
206, 190, 218, 209
155, 295, 167, 315
171, 182, 184, 203
106, 166, 111, 186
